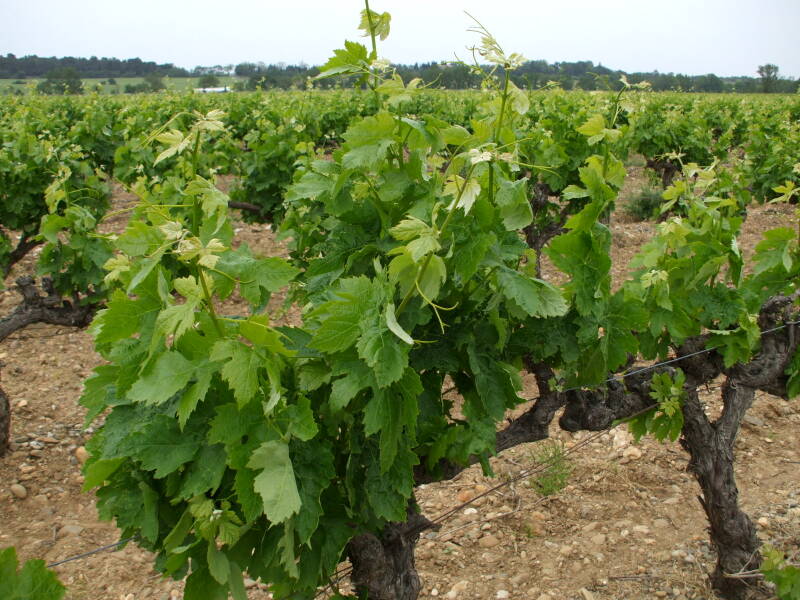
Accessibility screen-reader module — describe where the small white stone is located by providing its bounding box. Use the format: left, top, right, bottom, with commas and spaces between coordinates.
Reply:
58, 524, 84, 538
10, 484, 27, 499
622, 446, 642, 460
496, 591, 510, 599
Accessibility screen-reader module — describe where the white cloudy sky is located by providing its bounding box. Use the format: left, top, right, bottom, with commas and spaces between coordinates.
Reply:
3, 0, 799, 78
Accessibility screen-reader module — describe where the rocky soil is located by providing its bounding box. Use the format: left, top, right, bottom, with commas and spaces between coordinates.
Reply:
0, 171, 797, 600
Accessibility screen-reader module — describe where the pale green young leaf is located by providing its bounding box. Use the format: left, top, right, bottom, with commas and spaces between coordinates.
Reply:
390, 216, 432, 241
342, 111, 397, 170
81, 458, 123, 490
753, 228, 796, 274
155, 303, 198, 346
239, 316, 292, 356
359, 9, 391, 40
127, 252, 165, 294
186, 177, 228, 222
445, 175, 481, 215
247, 441, 301, 524
418, 254, 447, 301
386, 303, 414, 345
174, 277, 204, 304
507, 80, 530, 115
154, 129, 191, 165
441, 125, 471, 146
562, 185, 591, 200
378, 75, 416, 107
318, 40, 370, 78
102, 254, 130, 285
577, 114, 604, 139
388, 251, 417, 298
770, 180, 798, 203
407, 233, 441, 262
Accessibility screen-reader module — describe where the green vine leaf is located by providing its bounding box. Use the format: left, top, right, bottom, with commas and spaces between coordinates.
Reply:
248, 441, 301, 524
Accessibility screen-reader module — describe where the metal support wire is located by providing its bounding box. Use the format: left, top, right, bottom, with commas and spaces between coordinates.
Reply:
46, 536, 138, 568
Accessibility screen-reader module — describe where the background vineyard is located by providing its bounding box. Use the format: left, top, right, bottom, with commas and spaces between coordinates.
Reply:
0, 38, 798, 600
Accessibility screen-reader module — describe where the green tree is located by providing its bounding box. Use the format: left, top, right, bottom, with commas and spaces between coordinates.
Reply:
757, 63, 779, 93
198, 74, 220, 88
694, 73, 723, 93
36, 67, 83, 95
143, 72, 165, 91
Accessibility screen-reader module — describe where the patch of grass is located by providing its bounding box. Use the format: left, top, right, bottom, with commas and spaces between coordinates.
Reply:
624, 186, 665, 221
0, 76, 244, 95
528, 440, 573, 497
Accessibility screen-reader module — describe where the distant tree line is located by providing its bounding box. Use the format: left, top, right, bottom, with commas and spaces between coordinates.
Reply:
0, 53, 188, 78
232, 60, 799, 93
3, 52, 797, 94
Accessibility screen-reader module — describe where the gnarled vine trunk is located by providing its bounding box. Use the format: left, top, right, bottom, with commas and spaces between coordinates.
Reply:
677, 297, 799, 599
680, 385, 760, 600
0, 384, 9, 457
347, 505, 434, 600
645, 157, 681, 188
2, 234, 42, 277
0, 276, 96, 343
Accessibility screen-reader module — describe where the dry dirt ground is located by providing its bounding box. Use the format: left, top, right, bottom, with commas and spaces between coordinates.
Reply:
0, 171, 798, 600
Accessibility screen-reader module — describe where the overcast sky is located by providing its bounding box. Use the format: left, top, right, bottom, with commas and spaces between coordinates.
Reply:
3, 0, 799, 78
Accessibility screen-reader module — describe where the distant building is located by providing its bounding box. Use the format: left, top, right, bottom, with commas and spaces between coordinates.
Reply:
194, 86, 229, 93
